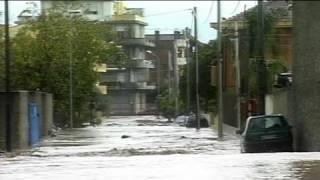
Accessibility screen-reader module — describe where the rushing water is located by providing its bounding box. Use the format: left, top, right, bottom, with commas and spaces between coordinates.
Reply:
1, 116, 320, 180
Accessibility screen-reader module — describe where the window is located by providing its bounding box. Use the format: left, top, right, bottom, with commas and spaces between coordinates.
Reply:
117, 31, 129, 39
85, 3, 98, 15
177, 48, 185, 58
249, 116, 287, 131
85, 10, 98, 15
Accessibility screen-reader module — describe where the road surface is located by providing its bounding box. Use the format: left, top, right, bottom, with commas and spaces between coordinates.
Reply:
1, 116, 320, 180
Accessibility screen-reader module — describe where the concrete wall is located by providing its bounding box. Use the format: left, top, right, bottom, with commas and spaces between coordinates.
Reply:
265, 89, 298, 150
265, 89, 290, 117
42, 93, 53, 136
0, 91, 53, 151
292, 1, 320, 151
222, 91, 237, 127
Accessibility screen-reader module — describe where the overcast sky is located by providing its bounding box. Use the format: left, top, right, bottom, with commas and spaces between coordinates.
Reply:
125, 1, 257, 43
3, 1, 257, 43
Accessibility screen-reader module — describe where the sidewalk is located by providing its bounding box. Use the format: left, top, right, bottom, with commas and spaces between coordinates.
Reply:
207, 114, 239, 137
212, 123, 239, 137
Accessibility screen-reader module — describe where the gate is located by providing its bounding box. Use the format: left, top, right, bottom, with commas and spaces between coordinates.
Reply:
29, 103, 40, 147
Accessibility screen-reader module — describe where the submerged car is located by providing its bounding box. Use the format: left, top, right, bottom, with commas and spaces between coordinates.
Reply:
174, 115, 188, 126
236, 114, 293, 153
185, 114, 209, 128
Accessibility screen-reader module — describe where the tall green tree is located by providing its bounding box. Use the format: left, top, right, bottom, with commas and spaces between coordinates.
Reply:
157, 90, 176, 122
12, 11, 119, 127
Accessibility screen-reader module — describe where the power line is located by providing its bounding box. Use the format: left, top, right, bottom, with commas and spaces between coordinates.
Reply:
202, 1, 215, 24
230, 0, 242, 15
191, 10, 194, 36
145, 27, 184, 31
145, 8, 192, 17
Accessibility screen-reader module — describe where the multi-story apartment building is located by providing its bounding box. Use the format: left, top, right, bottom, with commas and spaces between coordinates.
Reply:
145, 30, 189, 96
39, 1, 156, 115
99, 7, 156, 115
145, 30, 190, 115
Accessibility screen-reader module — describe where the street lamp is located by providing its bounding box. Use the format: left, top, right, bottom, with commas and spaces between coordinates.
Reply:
146, 50, 161, 117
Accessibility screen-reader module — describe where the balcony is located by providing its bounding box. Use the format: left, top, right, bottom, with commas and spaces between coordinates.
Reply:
119, 38, 155, 47
100, 71, 128, 84
100, 69, 150, 84
111, 14, 146, 24
129, 59, 155, 68
107, 82, 156, 91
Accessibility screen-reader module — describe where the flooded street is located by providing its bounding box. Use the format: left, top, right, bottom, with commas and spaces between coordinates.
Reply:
1, 116, 320, 180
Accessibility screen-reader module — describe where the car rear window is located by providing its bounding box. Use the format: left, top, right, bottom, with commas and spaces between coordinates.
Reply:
248, 116, 288, 131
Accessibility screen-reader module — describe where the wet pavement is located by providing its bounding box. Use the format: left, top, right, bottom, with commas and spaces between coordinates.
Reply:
1, 116, 320, 180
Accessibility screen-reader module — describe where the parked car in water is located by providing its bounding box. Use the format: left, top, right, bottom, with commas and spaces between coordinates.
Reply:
236, 114, 293, 153
174, 115, 188, 126
185, 113, 209, 128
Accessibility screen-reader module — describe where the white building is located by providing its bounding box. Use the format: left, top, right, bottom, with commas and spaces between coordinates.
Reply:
41, 1, 114, 21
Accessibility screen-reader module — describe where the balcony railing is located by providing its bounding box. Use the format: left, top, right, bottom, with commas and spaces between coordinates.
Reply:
119, 38, 155, 47
100, 71, 128, 83
100, 69, 150, 84
107, 82, 156, 91
128, 59, 155, 68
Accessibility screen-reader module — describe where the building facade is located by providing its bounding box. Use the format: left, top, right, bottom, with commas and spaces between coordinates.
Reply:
39, 1, 157, 115
100, 8, 156, 115
41, 1, 114, 21
210, 0, 292, 127
292, 1, 320, 151
145, 30, 189, 94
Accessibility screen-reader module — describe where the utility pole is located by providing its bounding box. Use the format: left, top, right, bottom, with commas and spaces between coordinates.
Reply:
257, 0, 266, 115
185, 27, 191, 113
4, 0, 12, 152
234, 22, 241, 129
217, 0, 223, 138
173, 33, 179, 117
69, 18, 73, 129
168, 51, 172, 97
193, 7, 200, 130
156, 53, 160, 100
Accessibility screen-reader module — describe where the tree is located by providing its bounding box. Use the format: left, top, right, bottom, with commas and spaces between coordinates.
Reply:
246, 7, 287, 58
12, 11, 119, 127
157, 90, 176, 122
246, 7, 289, 97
